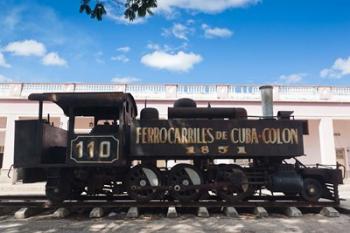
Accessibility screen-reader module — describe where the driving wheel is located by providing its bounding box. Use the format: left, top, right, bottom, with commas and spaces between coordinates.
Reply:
126, 165, 162, 202
216, 164, 255, 202
168, 164, 203, 202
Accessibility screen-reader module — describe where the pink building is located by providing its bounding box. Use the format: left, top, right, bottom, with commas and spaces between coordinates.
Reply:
1, 83, 350, 178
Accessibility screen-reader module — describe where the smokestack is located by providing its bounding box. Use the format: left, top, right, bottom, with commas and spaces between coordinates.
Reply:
259, 85, 274, 118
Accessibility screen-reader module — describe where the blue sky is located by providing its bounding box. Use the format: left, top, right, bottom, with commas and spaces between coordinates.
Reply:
0, 0, 350, 85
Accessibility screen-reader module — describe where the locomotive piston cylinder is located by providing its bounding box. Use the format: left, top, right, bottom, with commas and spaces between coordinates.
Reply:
259, 85, 274, 118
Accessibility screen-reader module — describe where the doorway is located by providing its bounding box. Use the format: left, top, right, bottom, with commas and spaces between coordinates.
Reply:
336, 148, 348, 178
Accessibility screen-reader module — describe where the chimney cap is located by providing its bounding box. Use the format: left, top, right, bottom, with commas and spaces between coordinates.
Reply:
259, 85, 273, 90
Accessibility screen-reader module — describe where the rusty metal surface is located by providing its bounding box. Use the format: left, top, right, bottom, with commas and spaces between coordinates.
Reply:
14, 120, 67, 168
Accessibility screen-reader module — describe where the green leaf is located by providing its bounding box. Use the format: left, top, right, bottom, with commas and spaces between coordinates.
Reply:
81, 0, 157, 22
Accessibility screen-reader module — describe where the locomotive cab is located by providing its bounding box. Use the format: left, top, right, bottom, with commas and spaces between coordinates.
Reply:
13, 92, 137, 183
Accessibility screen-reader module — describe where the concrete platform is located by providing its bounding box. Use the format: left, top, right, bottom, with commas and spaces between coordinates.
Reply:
53, 208, 70, 218
224, 207, 239, 217
166, 206, 178, 218
254, 207, 268, 218
14, 207, 42, 219
89, 207, 105, 218
285, 207, 302, 217
320, 207, 340, 217
0, 180, 45, 195
126, 207, 139, 218
197, 207, 209, 217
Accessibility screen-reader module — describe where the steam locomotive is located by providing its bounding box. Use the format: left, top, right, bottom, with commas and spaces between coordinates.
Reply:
13, 86, 343, 203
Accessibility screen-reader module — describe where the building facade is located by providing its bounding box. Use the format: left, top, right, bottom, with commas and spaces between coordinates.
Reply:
1, 83, 350, 177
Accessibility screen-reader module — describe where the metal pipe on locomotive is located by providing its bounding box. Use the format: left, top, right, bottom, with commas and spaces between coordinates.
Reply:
12, 86, 343, 204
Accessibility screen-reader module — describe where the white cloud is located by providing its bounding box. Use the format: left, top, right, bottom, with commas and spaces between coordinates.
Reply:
158, 0, 259, 13
202, 24, 233, 38
0, 52, 11, 68
111, 76, 140, 84
162, 23, 193, 40
141, 50, 202, 72
2, 39, 68, 67
320, 57, 350, 79
279, 73, 306, 84
104, 2, 146, 24
105, 1, 258, 23
0, 74, 13, 82
95, 51, 104, 64
3, 39, 46, 56
109, 14, 146, 24
42, 52, 67, 66
146, 42, 188, 53
147, 43, 161, 51
117, 46, 130, 53
2, 7, 24, 31
111, 55, 130, 63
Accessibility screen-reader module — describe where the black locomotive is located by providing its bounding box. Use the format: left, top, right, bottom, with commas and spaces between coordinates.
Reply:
13, 86, 343, 203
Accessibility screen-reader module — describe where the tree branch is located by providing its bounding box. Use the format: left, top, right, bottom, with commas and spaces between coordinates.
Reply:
80, 0, 157, 21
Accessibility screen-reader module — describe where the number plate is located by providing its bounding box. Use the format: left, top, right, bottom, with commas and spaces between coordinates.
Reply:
70, 135, 119, 163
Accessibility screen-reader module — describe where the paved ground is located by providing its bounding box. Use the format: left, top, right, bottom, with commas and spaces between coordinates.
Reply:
0, 177, 350, 233
1, 213, 350, 233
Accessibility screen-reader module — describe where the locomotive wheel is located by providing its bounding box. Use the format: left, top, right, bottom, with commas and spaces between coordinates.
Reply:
126, 165, 162, 202
216, 165, 254, 202
301, 178, 323, 202
45, 169, 76, 203
168, 164, 203, 202
46, 178, 72, 204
